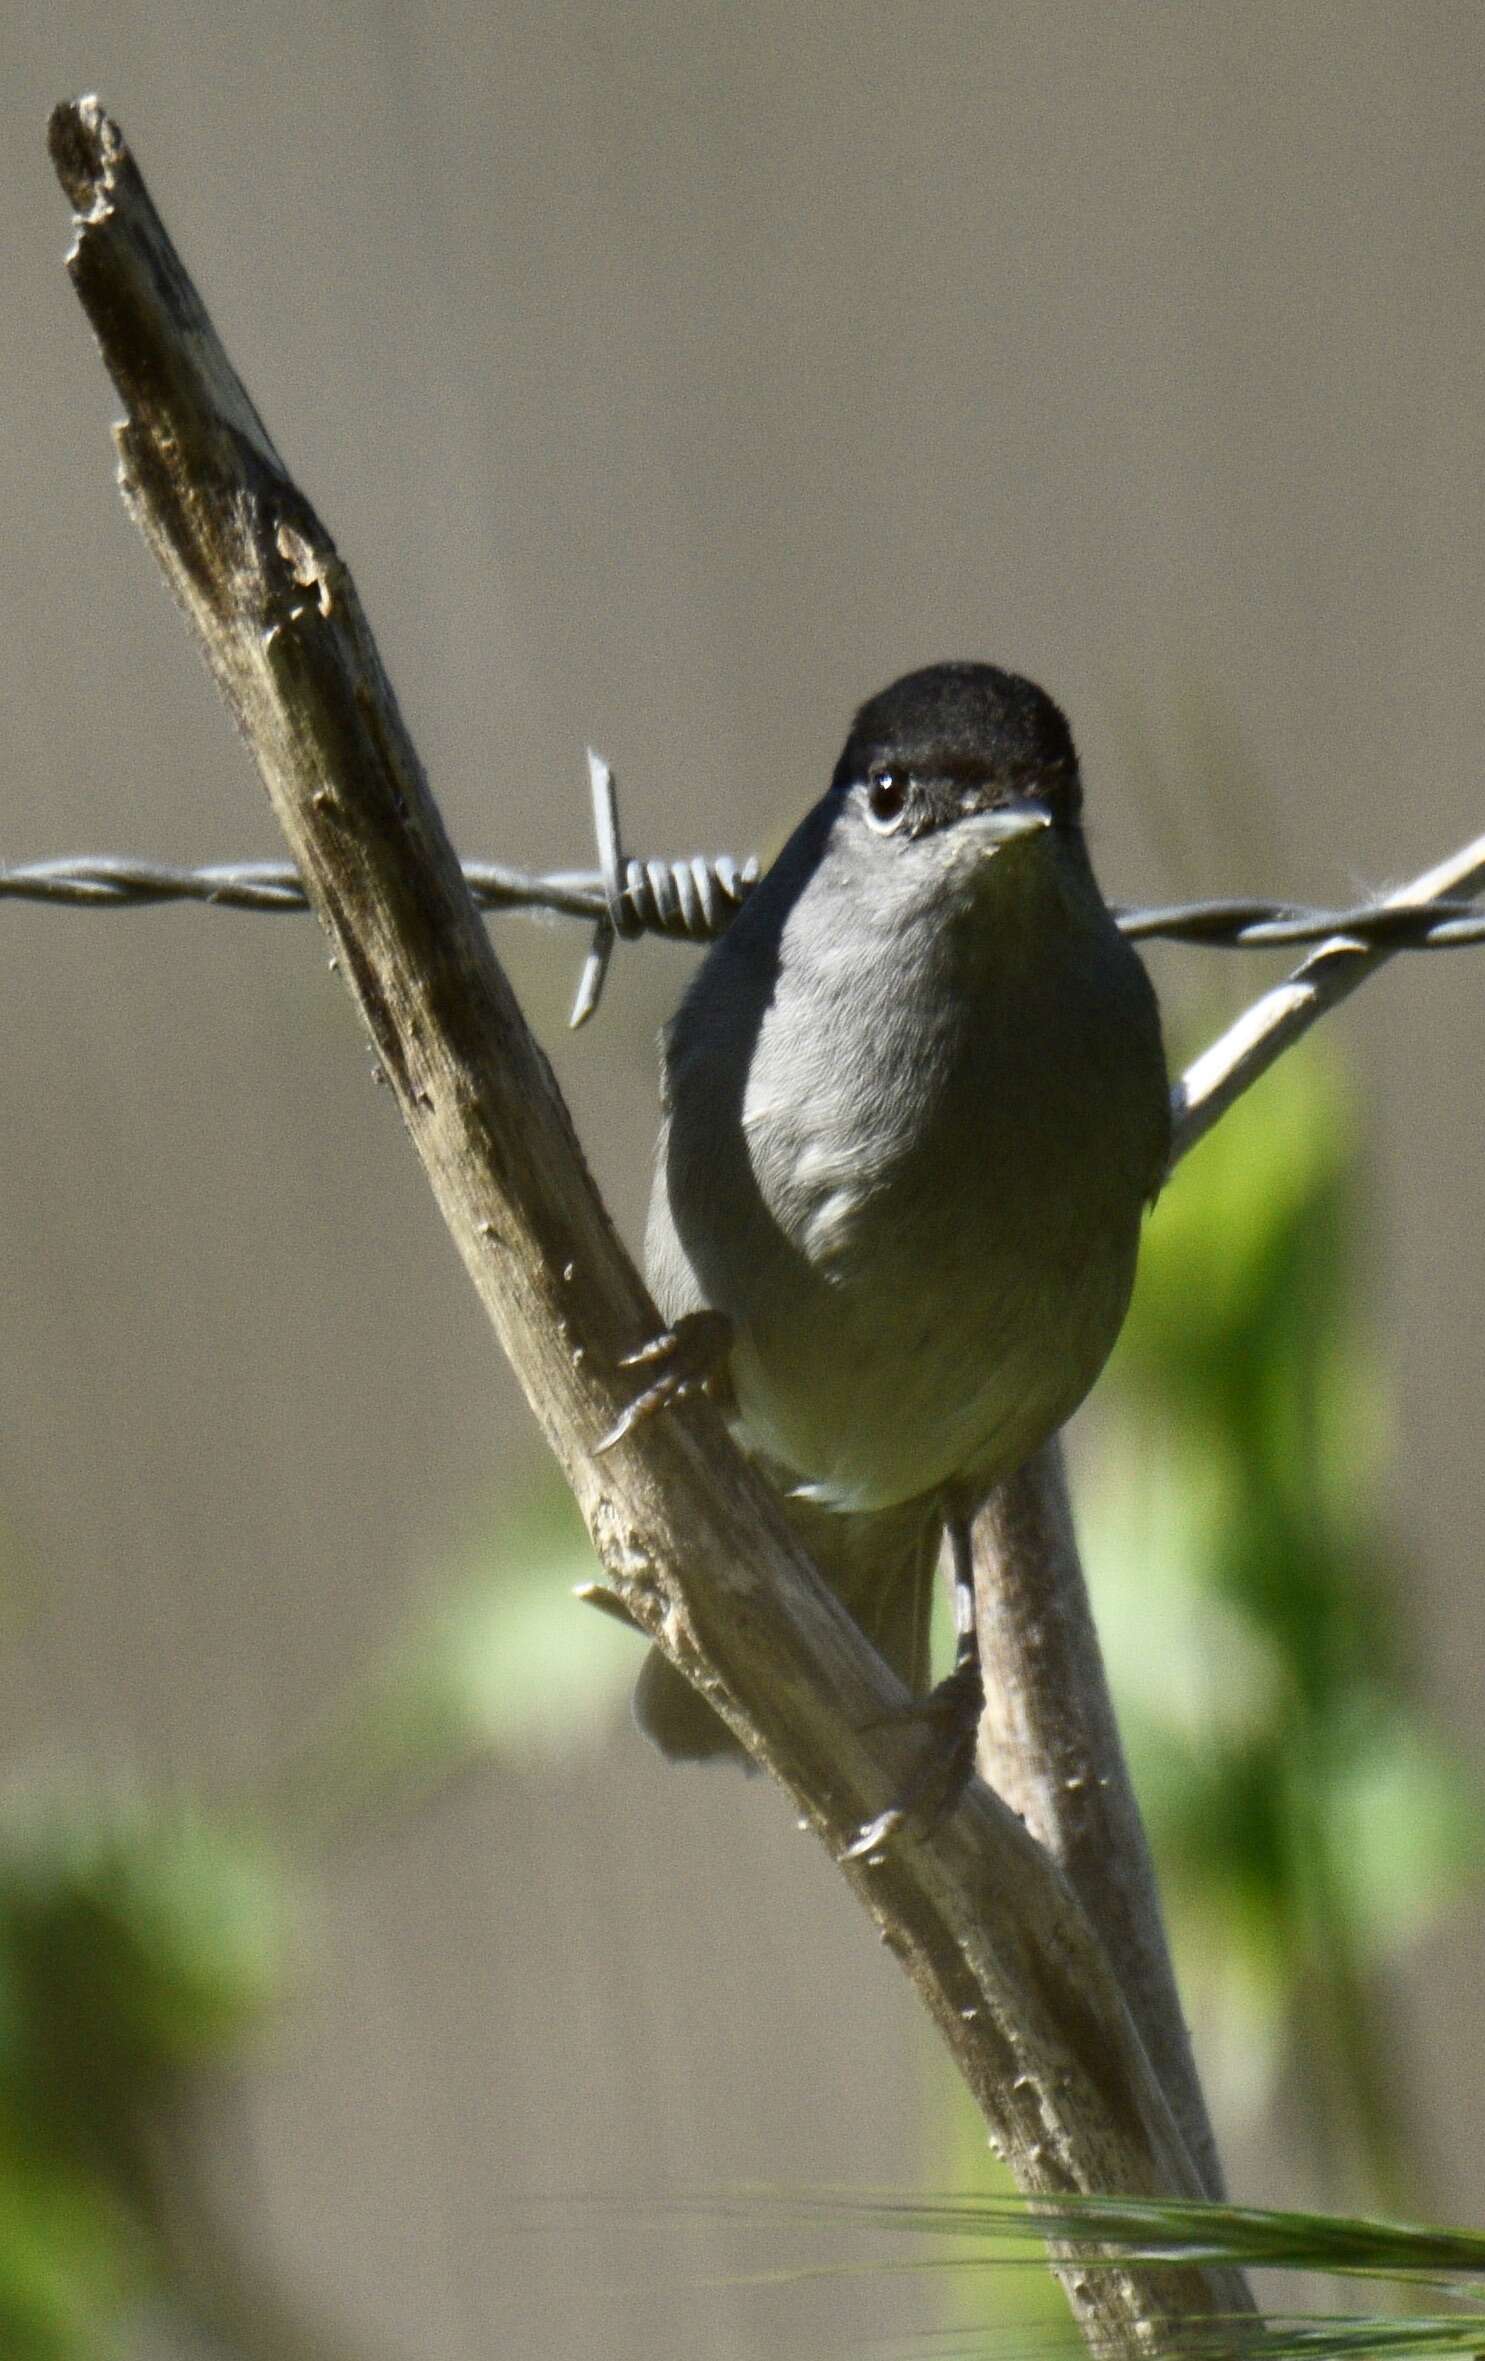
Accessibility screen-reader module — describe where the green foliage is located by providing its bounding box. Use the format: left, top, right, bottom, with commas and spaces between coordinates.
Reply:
721, 2187, 1485, 2361
1084, 1045, 1478, 2187
0, 2136, 141, 2361
271, 1487, 643, 1843
762, 2184, 1485, 2281
0, 1791, 291, 2085
0, 1789, 295, 2356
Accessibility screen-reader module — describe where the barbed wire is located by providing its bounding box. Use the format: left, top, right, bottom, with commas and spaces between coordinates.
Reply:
5, 750, 1482, 1026
5, 852, 1481, 945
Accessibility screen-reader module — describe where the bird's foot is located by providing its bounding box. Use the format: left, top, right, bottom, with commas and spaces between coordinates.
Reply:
596, 1309, 734, 1452
844, 1651, 986, 1859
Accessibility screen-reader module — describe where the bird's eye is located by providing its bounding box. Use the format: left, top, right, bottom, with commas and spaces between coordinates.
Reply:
864, 771, 908, 833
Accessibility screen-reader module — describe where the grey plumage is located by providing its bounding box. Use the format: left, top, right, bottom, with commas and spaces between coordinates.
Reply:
633, 664, 1170, 1763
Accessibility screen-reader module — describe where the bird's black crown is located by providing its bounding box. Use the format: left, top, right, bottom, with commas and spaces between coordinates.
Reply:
833, 662, 1082, 823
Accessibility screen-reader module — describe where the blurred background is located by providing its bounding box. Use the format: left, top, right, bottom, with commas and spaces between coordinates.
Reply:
0, 5, 1481, 2355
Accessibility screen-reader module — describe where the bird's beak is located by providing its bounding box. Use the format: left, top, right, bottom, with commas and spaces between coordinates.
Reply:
964, 793, 1054, 845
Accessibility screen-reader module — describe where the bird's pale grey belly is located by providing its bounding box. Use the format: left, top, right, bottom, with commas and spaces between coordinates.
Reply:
724, 1195, 1135, 1512
711, 1049, 1141, 1514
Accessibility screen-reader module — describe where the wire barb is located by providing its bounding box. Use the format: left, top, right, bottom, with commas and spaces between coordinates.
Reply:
569, 751, 761, 1025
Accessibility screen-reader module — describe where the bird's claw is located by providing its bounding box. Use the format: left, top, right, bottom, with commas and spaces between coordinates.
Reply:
846, 1653, 985, 1860
596, 1309, 734, 1453
843, 1805, 909, 1861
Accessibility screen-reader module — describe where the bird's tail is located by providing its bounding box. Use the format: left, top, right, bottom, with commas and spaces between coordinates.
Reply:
632, 1495, 943, 1765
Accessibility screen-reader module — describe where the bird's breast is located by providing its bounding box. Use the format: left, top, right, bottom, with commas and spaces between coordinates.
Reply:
654, 857, 1168, 1515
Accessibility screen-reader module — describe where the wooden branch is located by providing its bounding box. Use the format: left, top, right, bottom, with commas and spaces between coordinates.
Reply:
47, 95, 1258, 2354
974, 1448, 1225, 2200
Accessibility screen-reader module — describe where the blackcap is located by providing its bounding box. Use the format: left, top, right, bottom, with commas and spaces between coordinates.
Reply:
624, 663, 1170, 1797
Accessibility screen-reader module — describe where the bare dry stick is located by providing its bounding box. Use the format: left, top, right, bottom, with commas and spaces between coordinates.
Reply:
976, 829, 1485, 2203
1173, 830, 1485, 1159
48, 96, 1255, 2356
974, 1443, 1227, 2200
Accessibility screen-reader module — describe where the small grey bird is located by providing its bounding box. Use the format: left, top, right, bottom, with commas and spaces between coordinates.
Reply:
621, 663, 1170, 1796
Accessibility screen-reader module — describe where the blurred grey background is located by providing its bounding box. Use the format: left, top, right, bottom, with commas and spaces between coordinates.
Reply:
0, 4, 1481, 2356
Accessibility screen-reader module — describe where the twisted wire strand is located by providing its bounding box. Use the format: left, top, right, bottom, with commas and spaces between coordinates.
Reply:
0, 852, 762, 931
2, 854, 1481, 946
1116, 898, 1485, 949
3, 753, 1481, 1027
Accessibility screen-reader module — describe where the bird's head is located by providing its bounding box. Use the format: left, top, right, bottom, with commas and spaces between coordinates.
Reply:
825, 662, 1085, 922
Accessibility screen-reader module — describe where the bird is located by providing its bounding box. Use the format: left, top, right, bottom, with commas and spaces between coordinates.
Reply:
613, 662, 1170, 1814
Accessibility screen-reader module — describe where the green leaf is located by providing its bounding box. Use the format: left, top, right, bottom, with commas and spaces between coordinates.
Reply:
271, 1485, 644, 1839
0, 2119, 149, 2361
0, 1791, 292, 2081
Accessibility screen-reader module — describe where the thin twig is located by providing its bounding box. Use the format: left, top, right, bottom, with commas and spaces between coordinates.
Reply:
1172, 831, 1485, 1162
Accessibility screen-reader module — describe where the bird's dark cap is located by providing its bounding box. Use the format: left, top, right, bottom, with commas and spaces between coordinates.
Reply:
833, 662, 1081, 821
